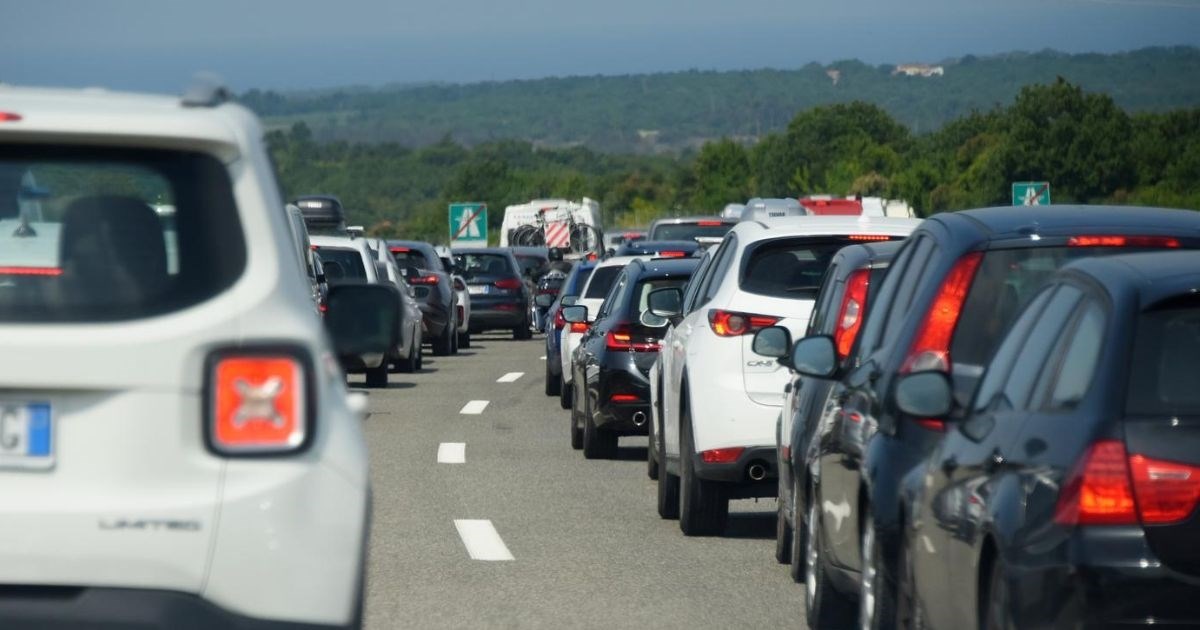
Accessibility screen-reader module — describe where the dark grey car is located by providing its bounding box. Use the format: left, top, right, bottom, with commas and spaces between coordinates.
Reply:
388, 240, 459, 356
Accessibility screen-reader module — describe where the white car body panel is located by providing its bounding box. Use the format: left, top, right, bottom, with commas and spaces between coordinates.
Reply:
0, 86, 368, 626
560, 255, 649, 385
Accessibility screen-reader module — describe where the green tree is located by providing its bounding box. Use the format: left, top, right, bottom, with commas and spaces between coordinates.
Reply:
689, 139, 750, 212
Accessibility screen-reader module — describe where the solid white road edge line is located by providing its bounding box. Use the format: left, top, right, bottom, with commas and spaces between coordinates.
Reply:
437, 442, 466, 464
454, 519, 515, 561
459, 400, 489, 415
496, 372, 525, 383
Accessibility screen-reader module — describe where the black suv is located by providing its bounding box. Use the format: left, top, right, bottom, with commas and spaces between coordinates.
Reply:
453, 247, 534, 340
388, 240, 459, 355
893, 250, 1200, 628
790, 205, 1200, 629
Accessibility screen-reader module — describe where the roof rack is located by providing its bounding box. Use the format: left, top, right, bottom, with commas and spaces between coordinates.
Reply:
181, 72, 231, 108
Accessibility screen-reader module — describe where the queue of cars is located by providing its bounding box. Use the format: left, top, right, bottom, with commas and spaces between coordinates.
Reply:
552, 206, 1200, 628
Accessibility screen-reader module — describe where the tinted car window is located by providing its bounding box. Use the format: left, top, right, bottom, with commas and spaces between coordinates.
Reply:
972, 287, 1054, 413
391, 248, 432, 270
996, 285, 1082, 411
585, 266, 623, 299
650, 222, 733, 241
598, 270, 628, 320
682, 252, 714, 314
1127, 302, 1200, 415
1045, 300, 1106, 410
515, 254, 547, 277
702, 234, 738, 302
807, 265, 842, 335
858, 238, 918, 356
742, 237, 895, 300
0, 147, 246, 322
883, 236, 935, 342
315, 247, 368, 282
454, 253, 514, 280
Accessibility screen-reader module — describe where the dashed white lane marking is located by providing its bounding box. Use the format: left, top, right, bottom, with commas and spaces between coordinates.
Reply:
496, 372, 525, 383
454, 519, 515, 561
459, 400, 489, 415
539, 356, 547, 360
437, 442, 466, 464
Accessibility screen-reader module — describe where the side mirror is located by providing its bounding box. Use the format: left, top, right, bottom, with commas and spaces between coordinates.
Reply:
640, 310, 669, 329
324, 284, 401, 364
752, 326, 792, 362
893, 371, 954, 419
790, 335, 838, 379
534, 294, 555, 308
647, 287, 683, 318
561, 295, 579, 307
561, 305, 589, 324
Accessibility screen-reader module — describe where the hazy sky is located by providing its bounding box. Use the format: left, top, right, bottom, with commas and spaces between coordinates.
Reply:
2, 0, 1198, 92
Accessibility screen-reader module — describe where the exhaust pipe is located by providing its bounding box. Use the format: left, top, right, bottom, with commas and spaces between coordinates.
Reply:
631, 411, 647, 427
747, 462, 768, 482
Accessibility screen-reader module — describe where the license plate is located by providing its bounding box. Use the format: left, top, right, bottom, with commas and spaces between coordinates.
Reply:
468, 285, 489, 295
0, 402, 54, 471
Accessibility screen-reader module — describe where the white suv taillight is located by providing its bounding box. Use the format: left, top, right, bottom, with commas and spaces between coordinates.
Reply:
205, 349, 312, 456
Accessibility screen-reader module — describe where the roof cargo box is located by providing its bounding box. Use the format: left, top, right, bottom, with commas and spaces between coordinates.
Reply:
294, 195, 345, 233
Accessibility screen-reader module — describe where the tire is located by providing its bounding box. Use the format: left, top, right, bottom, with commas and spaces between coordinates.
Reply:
789, 472, 806, 583
981, 556, 1012, 630
433, 324, 454, 356
559, 376, 572, 409
569, 380, 583, 450
513, 322, 532, 340
414, 341, 424, 371
582, 391, 617, 460
860, 516, 897, 630
458, 331, 471, 349
897, 527, 921, 630
646, 411, 659, 480
545, 360, 561, 396
805, 486, 856, 628
398, 340, 418, 373
775, 484, 793, 564
679, 411, 728, 536
656, 424, 680, 519
365, 361, 388, 389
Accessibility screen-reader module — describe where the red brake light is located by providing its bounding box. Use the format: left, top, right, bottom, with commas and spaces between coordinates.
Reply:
494, 278, 523, 290
606, 324, 661, 352
408, 274, 439, 285
659, 251, 686, 258
901, 251, 983, 374
1055, 440, 1137, 526
701, 447, 746, 464
847, 235, 891, 242
554, 308, 567, 330
0, 112, 22, 122
1068, 235, 1180, 248
610, 393, 641, 403
0, 266, 62, 276
389, 246, 411, 253
1130, 453, 1200, 524
697, 220, 723, 226
834, 269, 870, 359
209, 354, 307, 455
570, 321, 589, 333
708, 309, 781, 337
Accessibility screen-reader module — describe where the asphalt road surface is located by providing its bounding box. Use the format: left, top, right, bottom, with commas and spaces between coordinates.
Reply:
357, 331, 806, 629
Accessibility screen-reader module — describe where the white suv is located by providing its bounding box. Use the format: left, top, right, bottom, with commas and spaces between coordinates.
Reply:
0, 83, 373, 628
653, 216, 920, 535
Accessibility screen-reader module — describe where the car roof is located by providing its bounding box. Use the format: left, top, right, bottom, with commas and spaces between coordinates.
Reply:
649, 215, 731, 226
454, 247, 514, 256
310, 235, 370, 253
1062, 250, 1200, 309
594, 255, 648, 269
829, 239, 907, 271
387, 240, 436, 252
627, 257, 703, 277
934, 205, 1200, 242
0, 85, 254, 161
730, 215, 923, 241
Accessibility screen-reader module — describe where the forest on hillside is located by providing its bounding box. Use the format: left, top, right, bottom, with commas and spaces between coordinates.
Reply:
247, 47, 1200, 153
266, 78, 1200, 244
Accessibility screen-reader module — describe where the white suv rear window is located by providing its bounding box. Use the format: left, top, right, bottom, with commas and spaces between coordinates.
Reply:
0, 146, 245, 322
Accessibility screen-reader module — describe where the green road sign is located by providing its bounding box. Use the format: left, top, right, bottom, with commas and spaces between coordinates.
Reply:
1012, 182, 1051, 206
449, 203, 487, 247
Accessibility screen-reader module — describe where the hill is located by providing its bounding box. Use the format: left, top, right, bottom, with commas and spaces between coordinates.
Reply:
243, 47, 1200, 153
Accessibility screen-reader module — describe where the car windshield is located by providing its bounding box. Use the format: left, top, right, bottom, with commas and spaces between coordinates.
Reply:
584, 266, 623, 299
0, 146, 245, 322
455, 253, 513, 279
390, 247, 433, 270
315, 247, 368, 282
1128, 301, 1200, 415
741, 236, 898, 300
650, 223, 733, 241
